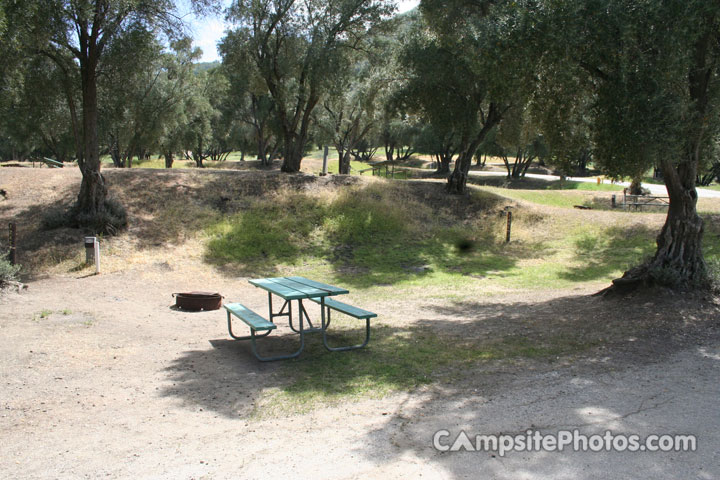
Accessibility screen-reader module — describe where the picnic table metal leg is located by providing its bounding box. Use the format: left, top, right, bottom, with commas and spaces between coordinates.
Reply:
250, 315, 304, 362
227, 310, 271, 340
289, 299, 302, 333
321, 301, 371, 352
290, 300, 323, 333
268, 293, 292, 326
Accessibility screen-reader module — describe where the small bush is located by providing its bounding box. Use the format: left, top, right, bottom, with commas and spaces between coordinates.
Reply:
74, 197, 128, 235
41, 206, 74, 230
648, 264, 684, 288
0, 254, 20, 286
706, 257, 720, 290
42, 197, 127, 235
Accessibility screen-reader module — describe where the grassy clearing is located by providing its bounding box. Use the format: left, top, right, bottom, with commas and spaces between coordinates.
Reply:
549, 180, 623, 191
203, 179, 666, 293
467, 174, 623, 192
481, 186, 614, 209
256, 325, 599, 416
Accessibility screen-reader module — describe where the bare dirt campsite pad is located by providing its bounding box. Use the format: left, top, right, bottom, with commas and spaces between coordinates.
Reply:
1, 167, 720, 478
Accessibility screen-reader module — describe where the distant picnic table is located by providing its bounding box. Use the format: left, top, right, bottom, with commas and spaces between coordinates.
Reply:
41, 157, 63, 168
359, 160, 410, 178
613, 189, 669, 210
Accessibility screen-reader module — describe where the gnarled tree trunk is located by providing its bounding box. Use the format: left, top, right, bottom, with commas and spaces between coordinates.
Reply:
610, 157, 706, 292
281, 132, 305, 172
447, 105, 502, 194
435, 153, 452, 175
447, 149, 474, 194
76, 62, 108, 218
629, 177, 644, 195
339, 150, 351, 175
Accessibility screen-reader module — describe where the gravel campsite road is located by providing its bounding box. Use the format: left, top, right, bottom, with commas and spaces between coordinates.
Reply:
468, 169, 720, 198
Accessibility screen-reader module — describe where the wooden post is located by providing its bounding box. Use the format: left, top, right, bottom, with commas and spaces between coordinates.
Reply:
8, 222, 17, 265
505, 211, 512, 243
611, 194, 616, 208
321, 146, 328, 176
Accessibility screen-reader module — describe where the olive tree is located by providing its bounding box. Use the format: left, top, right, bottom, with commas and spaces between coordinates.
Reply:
224, 0, 394, 172
538, 0, 720, 290
7, 0, 217, 232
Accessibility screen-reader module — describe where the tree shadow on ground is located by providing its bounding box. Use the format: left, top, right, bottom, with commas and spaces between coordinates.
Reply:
158, 290, 718, 422
560, 224, 657, 282
0, 183, 86, 279
160, 320, 500, 419
355, 293, 720, 479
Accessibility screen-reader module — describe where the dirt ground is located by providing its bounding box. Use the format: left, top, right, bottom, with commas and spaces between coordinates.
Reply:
1, 166, 720, 479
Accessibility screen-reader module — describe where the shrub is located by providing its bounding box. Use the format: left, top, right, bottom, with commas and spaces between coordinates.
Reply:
0, 253, 20, 286
42, 197, 127, 235
706, 257, 720, 291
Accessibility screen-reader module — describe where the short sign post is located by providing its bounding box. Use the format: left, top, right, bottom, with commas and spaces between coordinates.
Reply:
506, 211, 512, 243
321, 146, 329, 176
8, 222, 17, 265
84, 236, 100, 274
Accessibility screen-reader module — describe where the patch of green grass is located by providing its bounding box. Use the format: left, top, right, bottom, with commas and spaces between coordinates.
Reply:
100, 154, 167, 169
206, 193, 328, 269
484, 188, 598, 208
547, 180, 624, 192
32, 309, 53, 321
257, 326, 599, 415
205, 181, 658, 290
557, 225, 656, 282
205, 183, 522, 286
641, 176, 666, 185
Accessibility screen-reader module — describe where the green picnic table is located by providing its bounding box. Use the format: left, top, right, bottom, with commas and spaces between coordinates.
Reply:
224, 276, 376, 361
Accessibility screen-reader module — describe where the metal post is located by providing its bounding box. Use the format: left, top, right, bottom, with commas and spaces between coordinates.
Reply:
321, 146, 328, 176
84, 236, 96, 265
505, 211, 512, 243
8, 222, 17, 265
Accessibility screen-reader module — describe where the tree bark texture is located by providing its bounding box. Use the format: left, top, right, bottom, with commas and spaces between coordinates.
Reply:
447, 104, 502, 194
611, 157, 705, 291
76, 59, 108, 217
435, 154, 451, 174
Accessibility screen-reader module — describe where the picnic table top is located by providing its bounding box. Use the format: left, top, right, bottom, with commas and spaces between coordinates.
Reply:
248, 276, 349, 300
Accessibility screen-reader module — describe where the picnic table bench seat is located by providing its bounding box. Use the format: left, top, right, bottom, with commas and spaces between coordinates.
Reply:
308, 297, 377, 319
224, 302, 303, 362
224, 303, 276, 331
41, 157, 63, 168
308, 297, 375, 351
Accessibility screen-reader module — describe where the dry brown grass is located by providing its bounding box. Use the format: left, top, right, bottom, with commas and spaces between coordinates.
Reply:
2, 165, 719, 286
